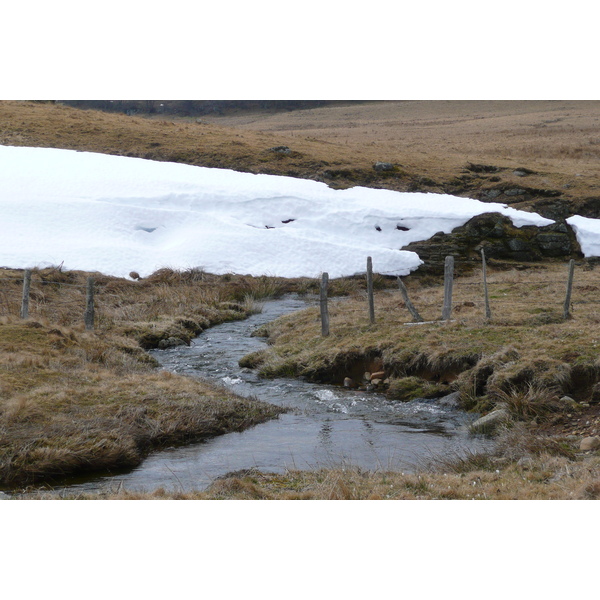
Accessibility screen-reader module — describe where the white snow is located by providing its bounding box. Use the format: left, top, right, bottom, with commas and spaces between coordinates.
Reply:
566, 215, 600, 258
0, 145, 558, 279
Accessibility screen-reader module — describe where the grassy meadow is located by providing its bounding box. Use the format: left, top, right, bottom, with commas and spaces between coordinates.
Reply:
2, 100, 600, 498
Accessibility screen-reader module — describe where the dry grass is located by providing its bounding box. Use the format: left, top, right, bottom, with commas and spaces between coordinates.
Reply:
241, 261, 600, 436
0, 267, 299, 346
2, 100, 600, 214
0, 267, 304, 488
31, 425, 600, 500
197, 100, 600, 207
3, 100, 600, 497
0, 312, 285, 488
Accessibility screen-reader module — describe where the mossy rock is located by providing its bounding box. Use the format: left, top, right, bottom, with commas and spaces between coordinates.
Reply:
387, 376, 450, 402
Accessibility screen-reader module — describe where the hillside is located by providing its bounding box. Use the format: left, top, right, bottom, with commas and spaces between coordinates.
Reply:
2, 100, 600, 221
2, 99, 600, 498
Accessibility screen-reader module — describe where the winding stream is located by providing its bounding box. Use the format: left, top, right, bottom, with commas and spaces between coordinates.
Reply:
55, 295, 491, 494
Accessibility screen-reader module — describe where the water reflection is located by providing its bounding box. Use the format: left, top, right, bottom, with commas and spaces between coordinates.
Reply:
52, 295, 490, 494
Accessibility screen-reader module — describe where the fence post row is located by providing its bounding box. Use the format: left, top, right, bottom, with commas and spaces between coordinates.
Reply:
10, 257, 582, 334
397, 276, 423, 322
481, 248, 492, 320
20, 269, 32, 319
366, 256, 375, 325
320, 272, 329, 337
84, 277, 95, 330
442, 255, 454, 320
564, 259, 575, 320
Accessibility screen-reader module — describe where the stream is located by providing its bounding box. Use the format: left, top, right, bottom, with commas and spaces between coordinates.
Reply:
51, 295, 491, 495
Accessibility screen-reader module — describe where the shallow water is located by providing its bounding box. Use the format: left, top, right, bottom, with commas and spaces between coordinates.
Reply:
50, 295, 490, 495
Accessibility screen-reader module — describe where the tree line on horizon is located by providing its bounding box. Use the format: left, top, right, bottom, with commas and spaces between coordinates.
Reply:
57, 100, 355, 117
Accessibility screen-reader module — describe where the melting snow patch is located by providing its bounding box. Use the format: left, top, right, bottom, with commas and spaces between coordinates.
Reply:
0, 145, 559, 279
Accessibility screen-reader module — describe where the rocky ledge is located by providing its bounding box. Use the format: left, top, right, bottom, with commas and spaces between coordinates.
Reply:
403, 212, 583, 275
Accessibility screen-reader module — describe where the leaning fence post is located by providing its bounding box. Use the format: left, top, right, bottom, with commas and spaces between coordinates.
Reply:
563, 259, 575, 319
442, 256, 454, 320
20, 269, 32, 319
84, 277, 95, 330
367, 256, 375, 325
320, 272, 329, 337
397, 277, 423, 322
481, 248, 492, 320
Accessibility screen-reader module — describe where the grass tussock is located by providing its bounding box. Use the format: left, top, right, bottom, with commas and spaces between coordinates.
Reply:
0, 267, 308, 488
37, 440, 600, 500
240, 262, 600, 427
0, 316, 285, 488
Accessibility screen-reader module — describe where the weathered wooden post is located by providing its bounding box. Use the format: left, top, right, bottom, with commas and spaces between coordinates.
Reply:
481, 248, 492, 320
563, 259, 575, 320
320, 272, 329, 337
442, 255, 454, 321
84, 277, 95, 330
20, 269, 32, 319
397, 277, 423, 322
367, 256, 375, 325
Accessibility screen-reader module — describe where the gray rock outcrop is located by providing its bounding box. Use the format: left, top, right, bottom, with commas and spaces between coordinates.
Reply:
580, 436, 600, 451
469, 408, 511, 434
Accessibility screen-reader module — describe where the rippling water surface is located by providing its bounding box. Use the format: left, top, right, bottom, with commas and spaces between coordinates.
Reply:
57, 295, 490, 494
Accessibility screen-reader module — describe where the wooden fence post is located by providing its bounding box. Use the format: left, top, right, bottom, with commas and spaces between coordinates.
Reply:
397, 277, 423, 322
84, 277, 95, 330
20, 269, 31, 319
320, 272, 329, 337
442, 256, 454, 320
563, 259, 575, 319
367, 256, 375, 325
481, 248, 492, 320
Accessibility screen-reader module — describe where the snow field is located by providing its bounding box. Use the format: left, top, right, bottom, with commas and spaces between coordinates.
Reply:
0, 145, 564, 279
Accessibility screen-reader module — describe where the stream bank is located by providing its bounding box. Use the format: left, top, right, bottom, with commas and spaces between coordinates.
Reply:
43, 295, 491, 496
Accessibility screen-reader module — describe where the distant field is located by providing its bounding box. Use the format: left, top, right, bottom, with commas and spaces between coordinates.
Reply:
191, 100, 600, 206
1, 100, 599, 216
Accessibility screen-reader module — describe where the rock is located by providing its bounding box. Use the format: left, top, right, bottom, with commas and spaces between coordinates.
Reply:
536, 233, 574, 257
268, 146, 292, 154
401, 212, 582, 276
504, 188, 526, 196
158, 337, 186, 349
580, 436, 600, 451
466, 163, 500, 173
438, 391, 461, 408
482, 189, 502, 199
370, 370, 386, 380
558, 396, 580, 411
373, 161, 396, 172
513, 167, 536, 177
469, 409, 511, 434
590, 383, 600, 404
371, 378, 383, 386
363, 371, 372, 382
343, 377, 356, 389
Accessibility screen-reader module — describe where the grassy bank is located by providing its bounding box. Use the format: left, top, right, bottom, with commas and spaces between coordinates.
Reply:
0, 267, 301, 488
240, 261, 600, 438
0, 265, 392, 489
4, 262, 600, 499
2, 100, 600, 498
22, 426, 600, 500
